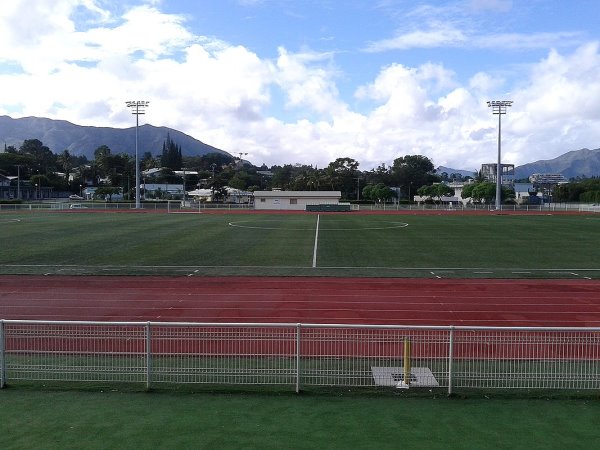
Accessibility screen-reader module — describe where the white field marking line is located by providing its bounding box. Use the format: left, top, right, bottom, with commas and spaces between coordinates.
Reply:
567, 271, 593, 280
312, 214, 320, 268
228, 221, 308, 230
227, 220, 408, 231
3, 263, 600, 277
0, 264, 597, 273
7, 263, 389, 270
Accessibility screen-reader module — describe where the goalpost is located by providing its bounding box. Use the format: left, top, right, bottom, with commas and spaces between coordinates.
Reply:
167, 200, 203, 214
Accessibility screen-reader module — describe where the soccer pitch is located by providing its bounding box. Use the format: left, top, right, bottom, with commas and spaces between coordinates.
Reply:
1, 211, 599, 278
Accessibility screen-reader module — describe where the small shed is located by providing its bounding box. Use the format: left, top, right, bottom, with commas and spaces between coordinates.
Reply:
253, 191, 342, 211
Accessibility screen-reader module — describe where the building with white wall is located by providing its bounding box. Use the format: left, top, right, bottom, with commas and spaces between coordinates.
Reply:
253, 191, 342, 210
529, 173, 567, 184
481, 163, 515, 185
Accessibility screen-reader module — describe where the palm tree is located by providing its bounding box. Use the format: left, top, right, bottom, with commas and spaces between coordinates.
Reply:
57, 149, 73, 182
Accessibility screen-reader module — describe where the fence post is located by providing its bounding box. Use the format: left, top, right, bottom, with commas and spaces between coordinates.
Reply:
296, 323, 302, 393
447, 326, 454, 396
146, 322, 152, 390
0, 320, 5, 388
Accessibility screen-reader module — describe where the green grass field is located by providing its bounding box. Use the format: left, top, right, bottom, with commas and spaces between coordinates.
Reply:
1, 211, 599, 278
1, 389, 600, 449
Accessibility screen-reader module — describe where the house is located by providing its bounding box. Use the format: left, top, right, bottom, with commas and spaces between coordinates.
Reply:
186, 188, 213, 202
413, 181, 470, 206
480, 163, 515, 185
225, 187, 253, 204
186, 186, 253, 203
253, 190, 342, 211
529, 173, 567, 184
142, 183, 184, 200
446, 181, 471, 205
0, 174, 15, 199
514, 183, 541, 204
82, 186, 124, 201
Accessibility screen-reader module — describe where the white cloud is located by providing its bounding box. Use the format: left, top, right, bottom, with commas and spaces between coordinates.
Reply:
273, 48, 346, 117
365, 1, 583, 53
1, 1, 600, 173
505, 43, 600, 162
475, 31, 584, 51
366, 25, 583, 52
365, 23, 468, 52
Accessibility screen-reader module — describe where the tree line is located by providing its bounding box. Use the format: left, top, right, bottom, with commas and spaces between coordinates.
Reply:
0, 138, 445, 201
1, 137, 599, 203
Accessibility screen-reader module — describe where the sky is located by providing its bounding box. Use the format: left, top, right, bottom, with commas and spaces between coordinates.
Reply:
1, 0, 600, 171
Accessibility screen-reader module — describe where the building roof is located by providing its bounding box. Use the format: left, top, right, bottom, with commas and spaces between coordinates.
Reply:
253, 190, 341, 198
187, 187, 253, 197
143, 183, 184, 194
514, 183, 534, 192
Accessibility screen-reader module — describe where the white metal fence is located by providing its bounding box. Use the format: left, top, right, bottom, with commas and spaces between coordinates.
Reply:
1, 320, 599, 393
1, 201, 599, 213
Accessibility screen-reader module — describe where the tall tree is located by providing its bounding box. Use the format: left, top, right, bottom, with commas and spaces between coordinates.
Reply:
161, 133, 183, 170
417, 184, 455, 203
57, 149, 73, 181
19, 139, 55, 172
141, 151, 158, 170
93, 145, 112, 177
390, 155, 439, 197
462, 182, 513, 204
325, 157, 360, 198
362, 183, 395, 203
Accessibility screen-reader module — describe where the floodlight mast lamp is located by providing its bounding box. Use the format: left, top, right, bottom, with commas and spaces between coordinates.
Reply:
487, 100, 513, 210
126, 100, 150, 209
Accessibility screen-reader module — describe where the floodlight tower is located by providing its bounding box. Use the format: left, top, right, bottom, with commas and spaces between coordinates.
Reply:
126, 100, 150, 209
487, 100, 513, 210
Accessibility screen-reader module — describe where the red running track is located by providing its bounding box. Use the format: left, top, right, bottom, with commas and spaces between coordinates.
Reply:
2, 276, 600, 327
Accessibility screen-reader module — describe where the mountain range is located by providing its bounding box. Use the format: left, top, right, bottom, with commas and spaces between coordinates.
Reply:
0, 115, 229, 160
1, 116, 599, 178
440, 148, 600, 180
513, 148, 600, 179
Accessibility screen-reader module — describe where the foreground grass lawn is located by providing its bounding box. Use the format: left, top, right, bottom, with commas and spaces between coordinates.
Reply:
1, 389, 599, 449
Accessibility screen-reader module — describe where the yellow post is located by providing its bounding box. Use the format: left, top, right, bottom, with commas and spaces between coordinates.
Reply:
404, 338, 411, 386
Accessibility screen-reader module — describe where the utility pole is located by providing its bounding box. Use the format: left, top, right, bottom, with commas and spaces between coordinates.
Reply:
126, 100, 150, 209
16, 165, 22, 199
182, 168, 186, 205
487, 100, 513, 210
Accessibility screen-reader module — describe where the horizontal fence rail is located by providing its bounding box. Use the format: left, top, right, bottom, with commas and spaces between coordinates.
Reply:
1, 202, 599, 213
1, 320, 599, 393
